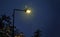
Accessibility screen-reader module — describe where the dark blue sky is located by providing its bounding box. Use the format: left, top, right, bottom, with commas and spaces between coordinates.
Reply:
0, 0, 60, 37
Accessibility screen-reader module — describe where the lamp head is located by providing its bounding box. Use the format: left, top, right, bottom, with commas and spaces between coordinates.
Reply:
24, 6, 32, 15
25, 9, 31, 14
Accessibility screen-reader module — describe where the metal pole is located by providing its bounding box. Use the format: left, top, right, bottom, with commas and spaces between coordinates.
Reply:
12, 9, 24, 37
12, 9, 15, 37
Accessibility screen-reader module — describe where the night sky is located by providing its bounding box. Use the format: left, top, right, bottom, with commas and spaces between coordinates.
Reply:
0, 0, 60, 37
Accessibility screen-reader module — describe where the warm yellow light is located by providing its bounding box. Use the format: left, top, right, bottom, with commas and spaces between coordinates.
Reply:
26, 9, 31, 14
15, 36, 17, 37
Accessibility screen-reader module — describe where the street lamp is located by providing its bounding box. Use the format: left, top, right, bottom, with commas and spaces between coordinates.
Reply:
12, 8, 31, 37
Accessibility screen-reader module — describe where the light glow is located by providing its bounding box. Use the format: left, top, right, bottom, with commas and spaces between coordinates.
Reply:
26, 9, 31, 14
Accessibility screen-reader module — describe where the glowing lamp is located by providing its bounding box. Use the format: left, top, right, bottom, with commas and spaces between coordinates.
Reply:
25, 9, 31, 14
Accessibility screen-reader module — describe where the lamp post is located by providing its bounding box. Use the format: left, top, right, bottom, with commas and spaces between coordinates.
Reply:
12, 8, 31, 37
